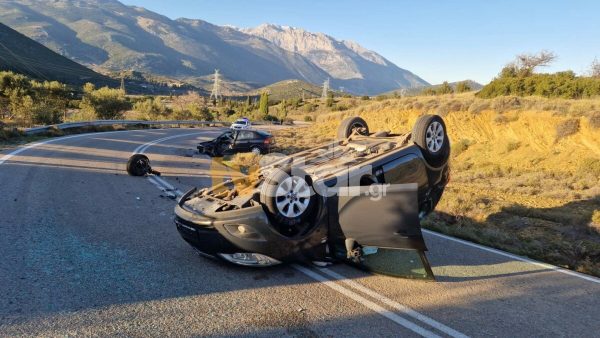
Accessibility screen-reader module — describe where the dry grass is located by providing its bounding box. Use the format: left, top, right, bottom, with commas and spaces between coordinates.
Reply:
273, 93, 600, 277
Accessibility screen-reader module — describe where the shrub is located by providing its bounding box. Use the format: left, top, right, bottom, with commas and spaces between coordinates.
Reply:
455, 81, 472, 93
79, 83, 130, 120
452, 139, 472, 157
587, 111, 600, 129
492, 96, 521, 112
506, 141, 521, 152
303, 103, 315, 113
304, 115, 313, 122
555, 118, 580, 140
578, 158, 600, 177
477, 71, 600, 99
494, 114, 510, 124
361, 95, 370, 100
133, 97, 167, 120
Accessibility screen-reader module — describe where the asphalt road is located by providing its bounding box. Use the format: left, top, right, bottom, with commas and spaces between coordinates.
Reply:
0, 128, 599, 337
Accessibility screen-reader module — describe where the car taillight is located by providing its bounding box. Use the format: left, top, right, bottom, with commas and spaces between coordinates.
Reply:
264, 137, 273, 144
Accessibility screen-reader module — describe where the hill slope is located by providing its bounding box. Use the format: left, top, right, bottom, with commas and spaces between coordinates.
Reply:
0, 0, 428, 95
383, 80, 484, 96
0, 22, 115, 87
245, 79, 325, 102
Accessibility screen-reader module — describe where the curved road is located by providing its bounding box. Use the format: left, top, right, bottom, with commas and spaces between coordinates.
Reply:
0, 128, 599, 337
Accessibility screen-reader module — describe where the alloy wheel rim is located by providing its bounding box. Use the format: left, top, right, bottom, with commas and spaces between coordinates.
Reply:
274, 176, 311, 218
426, 121, 444, 153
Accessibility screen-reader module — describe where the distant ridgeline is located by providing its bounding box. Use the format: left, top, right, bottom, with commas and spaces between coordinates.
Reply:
478, 70, 600, 99
0, 22, 116, 88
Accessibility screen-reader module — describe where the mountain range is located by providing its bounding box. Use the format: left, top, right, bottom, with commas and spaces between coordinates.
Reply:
0, 0, 429, 95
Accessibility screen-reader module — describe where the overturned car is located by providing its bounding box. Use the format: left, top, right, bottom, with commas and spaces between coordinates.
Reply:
174, 115, 450, 279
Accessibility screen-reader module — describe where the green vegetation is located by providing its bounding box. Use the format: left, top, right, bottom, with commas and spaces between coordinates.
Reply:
259, 92, 269, 117
479, 51, 600, 99
0, 71, 70, 126
79, 83, 131, 120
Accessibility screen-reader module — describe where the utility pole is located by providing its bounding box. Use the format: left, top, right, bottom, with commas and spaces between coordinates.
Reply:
209, 69, 222, 104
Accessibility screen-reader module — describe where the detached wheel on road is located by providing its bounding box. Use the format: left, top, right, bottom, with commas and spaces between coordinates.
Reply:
412, 115, 450, 167
126, 154, 151, 176
260, 168, 318, 237
337, 116, 369, 139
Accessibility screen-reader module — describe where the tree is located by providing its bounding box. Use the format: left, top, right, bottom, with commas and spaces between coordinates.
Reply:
455, 81, 472, 93
590, 58, 600, 78
436, 81, 454, 95
79, 84, 131, 120
326, 91, 334, 107
259, 92, 269, 116
502, 50, 557, 78
134, 97, 167, 120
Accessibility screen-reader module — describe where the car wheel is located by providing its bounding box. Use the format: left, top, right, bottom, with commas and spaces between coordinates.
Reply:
337, 116, 369, 139
412, 115, 450, 167
260, 168, 318, 237
251, 146, 262, 155
126, 154, 151, 176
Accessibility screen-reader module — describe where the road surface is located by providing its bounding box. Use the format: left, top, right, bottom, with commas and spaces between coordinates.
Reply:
0, 128, 598, 337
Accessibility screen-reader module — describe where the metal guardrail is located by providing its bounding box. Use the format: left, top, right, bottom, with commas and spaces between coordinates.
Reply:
23, 120, 231, 135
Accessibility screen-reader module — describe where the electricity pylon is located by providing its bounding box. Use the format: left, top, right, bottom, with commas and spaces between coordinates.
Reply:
209, 69, 222, 102
321, 78, 330, 99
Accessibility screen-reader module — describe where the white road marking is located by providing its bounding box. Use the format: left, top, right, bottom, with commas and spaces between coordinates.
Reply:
134, 131, 206, 197
292, 265, 443, 338
423, 230, 600, 285
319, 267, 469, 338
0, 133, 116, 165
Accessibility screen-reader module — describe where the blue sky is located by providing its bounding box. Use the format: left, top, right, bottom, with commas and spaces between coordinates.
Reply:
121, 0, 600, 85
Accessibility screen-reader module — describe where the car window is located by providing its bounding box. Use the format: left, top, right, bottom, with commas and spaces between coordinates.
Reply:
237, 131, 255, 140
219, 131, 233, 140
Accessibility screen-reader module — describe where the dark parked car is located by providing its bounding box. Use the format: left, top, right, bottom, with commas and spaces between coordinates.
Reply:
198, 129, 274, 157
174, 115, 450, 279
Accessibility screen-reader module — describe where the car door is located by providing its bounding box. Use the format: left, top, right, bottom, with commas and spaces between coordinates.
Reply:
327, 180, 434, 280
233, 130, 254, 153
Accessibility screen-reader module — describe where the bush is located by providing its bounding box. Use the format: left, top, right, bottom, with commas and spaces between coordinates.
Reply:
304, 115, 313, 122
455, 81, 472, 93
478, 71, 600, 99
452, 139, 472, 157
133, 97, 167, 120
555, 118, 580, 140
79, 83, 130, 120
587, 111, 600, 129
578, 158, 600, 177
506, 141, 521, 152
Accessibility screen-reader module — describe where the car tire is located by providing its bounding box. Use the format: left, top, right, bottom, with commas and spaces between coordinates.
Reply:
260, 167, 318, 237
127, 154, 150, 176
251, 146, 263, 155
337, 116, 369, 139
412, 115, 450, 167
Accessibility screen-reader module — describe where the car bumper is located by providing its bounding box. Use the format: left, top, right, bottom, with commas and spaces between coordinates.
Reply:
174, 188, 327, 263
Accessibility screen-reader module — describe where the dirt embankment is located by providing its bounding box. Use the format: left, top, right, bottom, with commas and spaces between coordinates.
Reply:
274, 94, 600, 276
